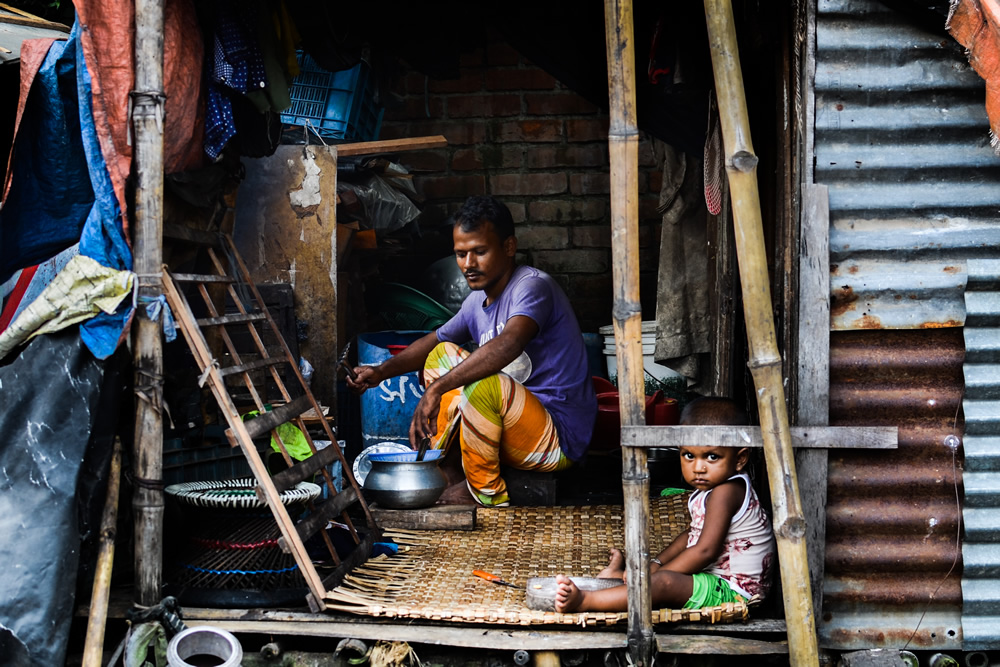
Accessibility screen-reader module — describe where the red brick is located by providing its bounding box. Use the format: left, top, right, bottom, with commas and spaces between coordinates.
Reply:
460, 48, 485, 68
570, 173, 610, 196
400, 71, 427, 95
525, 145, 606, 169
382, 95, 444, 121
639, 196, 662, 221
507, 202, 526, 223
566, 118, 609, 142
491, 173, 567, 196
407, 120, 487, 146
533, 249, 608, 274
448, 94, 521, 118
486, 41, 521, 66
572, 225, 612, 248
528, 199, 606, 222
486, 68, 558, 91
377, 123, 410, 141
399, 150, 449, 172
567, 274, 613, 295
515, 226, 570, 250
496, 119, 563, 143
525, 92, 598, 116
428, 71, 484, 94
647, 169, 663, 195
500, 146, 524, 169
417, 174, 486, 200
451, 148, 483, 171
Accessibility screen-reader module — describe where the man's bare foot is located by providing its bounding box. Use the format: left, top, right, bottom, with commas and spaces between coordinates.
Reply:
436, 480, 477, 505
596, 548, 626, 579
554, 574, 585, 613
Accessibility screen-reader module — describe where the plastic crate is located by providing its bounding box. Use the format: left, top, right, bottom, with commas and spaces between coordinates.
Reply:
281, 53, 383, 141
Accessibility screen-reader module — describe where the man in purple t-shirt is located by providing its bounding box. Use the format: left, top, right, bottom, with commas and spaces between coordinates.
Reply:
348, 196, 597, 506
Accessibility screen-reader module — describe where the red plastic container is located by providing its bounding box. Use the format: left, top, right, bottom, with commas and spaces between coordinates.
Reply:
590, 390, 679, 452
386, 344, 408, 356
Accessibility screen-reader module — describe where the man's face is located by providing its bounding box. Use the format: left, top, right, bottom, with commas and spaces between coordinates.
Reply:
453, 221, 516, 296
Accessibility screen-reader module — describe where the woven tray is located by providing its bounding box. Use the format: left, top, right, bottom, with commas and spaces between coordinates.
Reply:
323, 495, 751, 627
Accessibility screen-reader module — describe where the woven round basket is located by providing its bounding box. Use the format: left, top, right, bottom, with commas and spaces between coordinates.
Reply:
165, 478, 320, 510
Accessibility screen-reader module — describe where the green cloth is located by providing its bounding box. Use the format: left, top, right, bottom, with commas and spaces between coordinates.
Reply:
685, 572, 746, 609
244, 409, 312, 461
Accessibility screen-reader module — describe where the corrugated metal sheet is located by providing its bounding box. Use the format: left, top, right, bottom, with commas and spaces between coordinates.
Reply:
962, 258, 1000, 650
823, 330, 964, 650
815, 0, 1000, 330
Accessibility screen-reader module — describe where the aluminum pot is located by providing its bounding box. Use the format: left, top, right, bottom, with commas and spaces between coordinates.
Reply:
362, 450, 447, 509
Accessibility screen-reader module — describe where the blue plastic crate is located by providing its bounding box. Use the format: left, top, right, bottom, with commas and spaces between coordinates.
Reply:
281, 53, 383, 141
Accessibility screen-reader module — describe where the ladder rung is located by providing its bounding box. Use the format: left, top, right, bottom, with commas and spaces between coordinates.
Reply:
171, 273, 238, 284
281, 487, 359, 549
241, 395, 313, 440
320, 531, 375, 592
196, 312, 267, 327
272, 445, 341, 493
220, 356, 288, 378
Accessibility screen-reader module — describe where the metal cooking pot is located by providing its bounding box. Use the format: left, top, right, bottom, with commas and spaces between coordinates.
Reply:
362, 451, 447, 509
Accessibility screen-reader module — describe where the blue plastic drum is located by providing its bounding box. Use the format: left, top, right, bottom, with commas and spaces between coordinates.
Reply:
357, 331, 430, 449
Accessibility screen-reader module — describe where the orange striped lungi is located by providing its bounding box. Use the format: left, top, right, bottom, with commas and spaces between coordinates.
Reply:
425, 341, 571, 506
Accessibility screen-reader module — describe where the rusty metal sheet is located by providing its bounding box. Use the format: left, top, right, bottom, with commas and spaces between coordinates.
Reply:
815, 0, 1000, 331
822, 329, 964, 650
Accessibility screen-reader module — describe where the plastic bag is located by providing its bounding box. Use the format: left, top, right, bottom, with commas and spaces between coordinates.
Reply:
337, 172, 419, 234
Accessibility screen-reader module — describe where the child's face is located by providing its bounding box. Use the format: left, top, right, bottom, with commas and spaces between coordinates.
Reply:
679, 446, 748, 491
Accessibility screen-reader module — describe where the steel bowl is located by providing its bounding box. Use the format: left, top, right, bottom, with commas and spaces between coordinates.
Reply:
362, 450, 447, 509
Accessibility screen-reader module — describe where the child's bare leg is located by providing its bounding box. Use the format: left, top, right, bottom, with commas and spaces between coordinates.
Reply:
650, 570, 696, 608
596, 548, 626, 579
554, 574, 629, 613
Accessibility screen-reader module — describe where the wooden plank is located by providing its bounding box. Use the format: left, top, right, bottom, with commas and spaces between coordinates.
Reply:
219, 355, 288, 379
371, 504, 477, 531
622, 425, 897, 449
170, 273, 237, 284
272, 445, 340, 493
195, 312, 267, 327
655, 634, 788, 655
796, 183, 832, 625
279, 487, 359, 549
335, 135, 447, 157
242, 394, 312, 440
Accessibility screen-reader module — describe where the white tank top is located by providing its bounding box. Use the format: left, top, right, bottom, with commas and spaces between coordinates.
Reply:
686, 472, 777, 599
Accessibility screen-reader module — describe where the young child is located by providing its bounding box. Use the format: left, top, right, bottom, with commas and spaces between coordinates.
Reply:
554, 397, 776, 613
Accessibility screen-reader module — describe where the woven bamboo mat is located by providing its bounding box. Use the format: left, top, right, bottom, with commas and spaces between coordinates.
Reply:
323, 495, 750, 627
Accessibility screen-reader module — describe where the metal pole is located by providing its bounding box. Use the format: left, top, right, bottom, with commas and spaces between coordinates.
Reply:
132, 0, 166, 606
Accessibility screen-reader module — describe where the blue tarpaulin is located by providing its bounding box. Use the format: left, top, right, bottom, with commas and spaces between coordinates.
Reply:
0, 21, 133, 359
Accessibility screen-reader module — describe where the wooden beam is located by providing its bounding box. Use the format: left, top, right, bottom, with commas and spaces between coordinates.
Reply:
335, 135, 448, 157
795, 183, 832, 624
371, 504, 477, 531
271, 443, 340, 493
240, 394, 313, 440
622, 425, 897, 449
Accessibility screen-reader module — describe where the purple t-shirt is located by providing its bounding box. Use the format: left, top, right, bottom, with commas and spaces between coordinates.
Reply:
436, 265, 597, 461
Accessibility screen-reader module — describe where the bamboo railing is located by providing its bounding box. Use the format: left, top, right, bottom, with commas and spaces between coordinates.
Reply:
703, 0, 820, 664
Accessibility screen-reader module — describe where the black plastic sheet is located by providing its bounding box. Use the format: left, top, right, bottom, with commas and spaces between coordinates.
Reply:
0, 330, 119, 667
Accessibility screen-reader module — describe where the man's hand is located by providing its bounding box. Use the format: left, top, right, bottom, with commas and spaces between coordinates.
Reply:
346, 364, 382, 394
409, 384, 442, 447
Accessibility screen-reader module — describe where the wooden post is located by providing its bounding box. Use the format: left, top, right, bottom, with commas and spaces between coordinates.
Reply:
602, 1, 653, 666
703, 1, 820, 665
82, 437, 123, 666
132, 0, 167, 607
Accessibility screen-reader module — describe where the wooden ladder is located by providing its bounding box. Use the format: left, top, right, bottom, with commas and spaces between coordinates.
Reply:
161, 234, 379, 612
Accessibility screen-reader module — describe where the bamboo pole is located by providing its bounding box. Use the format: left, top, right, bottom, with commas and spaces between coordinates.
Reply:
82, 437, 123, 666
602, 2, 653, 666
132, 0, 167, 606
702, 1, 819, 665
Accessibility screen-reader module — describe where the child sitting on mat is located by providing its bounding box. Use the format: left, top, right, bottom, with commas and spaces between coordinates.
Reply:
554, 397, 776, 613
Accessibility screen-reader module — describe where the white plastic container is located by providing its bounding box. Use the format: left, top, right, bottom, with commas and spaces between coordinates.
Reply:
167, 626, 243, 667
598, 321, 681, 384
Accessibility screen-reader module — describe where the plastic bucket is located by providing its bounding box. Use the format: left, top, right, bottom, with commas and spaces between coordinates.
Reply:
599, 321, 681, 385
358, 331, 429, 449
590, 390, 679, 452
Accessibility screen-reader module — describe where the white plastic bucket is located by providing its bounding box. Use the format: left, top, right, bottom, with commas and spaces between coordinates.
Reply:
598, 321, 681, 384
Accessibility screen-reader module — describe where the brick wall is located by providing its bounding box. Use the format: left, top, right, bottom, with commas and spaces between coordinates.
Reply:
378, 37, 663, 332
